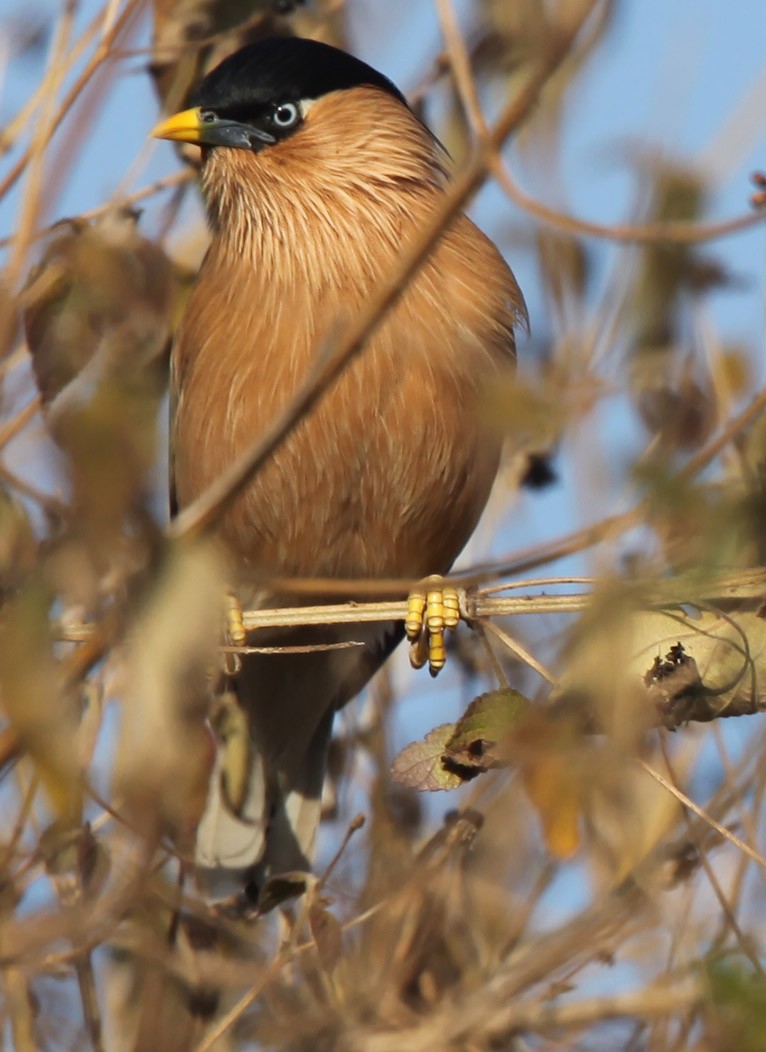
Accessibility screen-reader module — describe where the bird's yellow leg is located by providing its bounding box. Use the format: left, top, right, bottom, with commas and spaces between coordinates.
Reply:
405, 575, 460, 677
211, 691, 254, 819
222, 589, 246, 677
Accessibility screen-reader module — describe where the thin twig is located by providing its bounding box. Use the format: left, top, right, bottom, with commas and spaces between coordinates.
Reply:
0, 169, 194, 251
0, 0, 146, 210
639, 758, 766, 873
0, 398, 40, 451
658, 735, 764, 977
435, 0, 488, 138
493, 158, 765, 245
53, 565, 766, 639
481, 617, 558, 685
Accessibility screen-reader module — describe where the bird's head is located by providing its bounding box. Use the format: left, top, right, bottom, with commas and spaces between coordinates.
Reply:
151, 36, 407, 155
151, 37, 449, 248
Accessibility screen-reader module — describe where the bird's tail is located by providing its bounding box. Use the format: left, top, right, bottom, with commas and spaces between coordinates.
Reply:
194, 616, 403, 899
194, 697, 334, 895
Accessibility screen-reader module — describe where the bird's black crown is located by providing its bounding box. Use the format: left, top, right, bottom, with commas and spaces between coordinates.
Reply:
192, 37, 407, 114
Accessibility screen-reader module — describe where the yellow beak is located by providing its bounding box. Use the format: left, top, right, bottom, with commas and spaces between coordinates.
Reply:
150, 107, 207, 144
150, 108, 273, 151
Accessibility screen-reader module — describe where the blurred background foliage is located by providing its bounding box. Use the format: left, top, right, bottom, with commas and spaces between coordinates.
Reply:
2, 0, 766, 1049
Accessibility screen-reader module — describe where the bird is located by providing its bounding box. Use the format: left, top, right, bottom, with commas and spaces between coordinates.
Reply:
151, 35, 527, 901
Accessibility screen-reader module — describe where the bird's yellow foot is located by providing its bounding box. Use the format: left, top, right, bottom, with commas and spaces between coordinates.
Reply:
211, 691, 254, 819
405, 575, 460, 677
223, 589, 246, 676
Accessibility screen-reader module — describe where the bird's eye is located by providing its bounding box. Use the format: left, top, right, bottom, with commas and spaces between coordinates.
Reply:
271, 102, 302, 129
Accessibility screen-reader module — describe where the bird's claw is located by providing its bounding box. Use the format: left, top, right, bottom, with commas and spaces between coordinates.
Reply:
405, 575, 460, 677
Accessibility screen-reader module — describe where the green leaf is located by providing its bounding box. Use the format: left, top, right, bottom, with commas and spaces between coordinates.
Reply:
444, 689, 531, 771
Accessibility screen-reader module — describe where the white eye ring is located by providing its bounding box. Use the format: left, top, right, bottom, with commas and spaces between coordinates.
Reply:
272, 102, 302, 129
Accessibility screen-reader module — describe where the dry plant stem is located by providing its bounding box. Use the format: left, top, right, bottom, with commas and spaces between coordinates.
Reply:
680, 381, 766, 481
488, 982, 703, 1036
714, 738, 766, 943
316, 813, 366, 892
493, 158, 765, 245
192, 953, 293, 1052
357, 891, 649, 1052
0, 461, 67, 516
0, 398, 40, 451
477, 377, 766, 586
681, 736, 766, 853
0, 343, 30, 380
480, 617, 558, 685
55, 563, 766, 648
0, 771, 40, 875
435, 0, 488, 137
42, 592, 630, 639
75, 955, 105, 1052
479, 575, 597, 595
0, 170, 194, 251
169, 1, 602, 544
658, 737, 764, 977
221, 641, 364, 654
4, 0, 79, 294
712, 720, 762, 854
0, 842, 157, 969
0, 0, 147, 213
4, 968, 36, 1052
465, 508, 641, 587
0, 0, 105, 158
638, 758, 766, 873
43, 49, 128, 241
473, 619, 511, 688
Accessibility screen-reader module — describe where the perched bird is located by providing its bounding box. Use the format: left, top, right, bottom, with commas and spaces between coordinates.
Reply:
152, 36, 526, 898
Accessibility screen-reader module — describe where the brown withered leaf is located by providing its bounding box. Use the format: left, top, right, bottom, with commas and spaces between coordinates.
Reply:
115, 542, 223, 847
38, 820, 110, 908
444, 688, 531, 772
0, 488, 37, 598
22, 208, 175, 416
257, 871, 311, 914
535, 228, 590, 323
506, 706, 594, 860
629, 608, 766, 723
0, 580, 81, 821
308, 901, 342, 974
521, 749, 585, 860
391, 724, 464, 792
485, 366, 604, 457
21, 209, 178, 573
633, 352, 717, 452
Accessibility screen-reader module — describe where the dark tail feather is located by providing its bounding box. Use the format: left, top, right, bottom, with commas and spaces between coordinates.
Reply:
194, 615, 403, 896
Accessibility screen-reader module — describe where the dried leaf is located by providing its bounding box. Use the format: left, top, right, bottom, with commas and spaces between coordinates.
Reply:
391, 724, 464, 792
257, 871, 311, 914
22, 209, 175, 414
114, 541, 223, 845
38, 820, 110, 907
522, 751, 584, 859
629, 608, 766, 724
0, 581, 81, 820
309, 902, 342, 974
